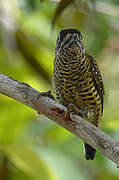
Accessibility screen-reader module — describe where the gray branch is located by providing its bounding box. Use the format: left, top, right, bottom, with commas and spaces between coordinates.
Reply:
0, 73, 119, 167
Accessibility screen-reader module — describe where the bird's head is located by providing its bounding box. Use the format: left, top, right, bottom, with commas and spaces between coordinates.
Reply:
56, 28, 84, 55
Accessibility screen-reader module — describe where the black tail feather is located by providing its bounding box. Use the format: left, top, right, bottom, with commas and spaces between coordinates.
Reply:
84, 143, 96, 160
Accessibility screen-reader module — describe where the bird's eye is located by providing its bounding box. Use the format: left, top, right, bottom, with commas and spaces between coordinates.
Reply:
60, 34, 64, 42
57, 34, 64, 44
79, 33, 82, 40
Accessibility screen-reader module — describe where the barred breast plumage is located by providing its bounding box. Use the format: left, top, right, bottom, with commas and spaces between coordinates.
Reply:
53, 28, 104, 160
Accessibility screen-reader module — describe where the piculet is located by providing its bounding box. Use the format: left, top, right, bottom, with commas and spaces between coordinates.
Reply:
53, 28, 104, 160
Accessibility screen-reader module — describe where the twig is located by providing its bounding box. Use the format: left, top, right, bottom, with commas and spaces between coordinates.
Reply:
0, 73, 119, 167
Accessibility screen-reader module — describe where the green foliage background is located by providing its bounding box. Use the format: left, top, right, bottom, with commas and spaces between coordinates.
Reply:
0, 0, 119, 179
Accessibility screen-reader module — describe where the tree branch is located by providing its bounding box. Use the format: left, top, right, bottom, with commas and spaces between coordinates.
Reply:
0, 73, 119, 167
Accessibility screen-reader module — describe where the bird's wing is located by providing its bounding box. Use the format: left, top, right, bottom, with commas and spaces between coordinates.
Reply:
87, 54, 104, 115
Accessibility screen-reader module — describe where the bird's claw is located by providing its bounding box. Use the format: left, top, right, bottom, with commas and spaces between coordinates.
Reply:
67, 103, 85, 118
38, 90, 55, 100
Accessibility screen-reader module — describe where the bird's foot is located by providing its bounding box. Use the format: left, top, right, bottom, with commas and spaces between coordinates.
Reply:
67, 103, 85, 119
38, 90, 55, 100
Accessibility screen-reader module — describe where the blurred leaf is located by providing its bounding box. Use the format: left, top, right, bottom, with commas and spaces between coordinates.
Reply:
9, 169, 34, 180
52, 0, 76, 27
16, 30, 51, 84
26, 0, 38, 10
0, 96, 33, 143
20, 0, 39, 12
88, 28, 109, 57
1, 145, 54, 180
36, 147, 90, 180
85, 17, 110, 57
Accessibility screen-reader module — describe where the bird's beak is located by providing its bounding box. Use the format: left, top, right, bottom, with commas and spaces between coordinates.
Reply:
66, 33, 72, 41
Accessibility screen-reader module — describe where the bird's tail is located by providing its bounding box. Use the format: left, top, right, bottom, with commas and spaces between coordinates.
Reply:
84, 143, 96, 160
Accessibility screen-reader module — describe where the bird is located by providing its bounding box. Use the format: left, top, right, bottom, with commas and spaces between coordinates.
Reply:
53, 28, 104, 160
